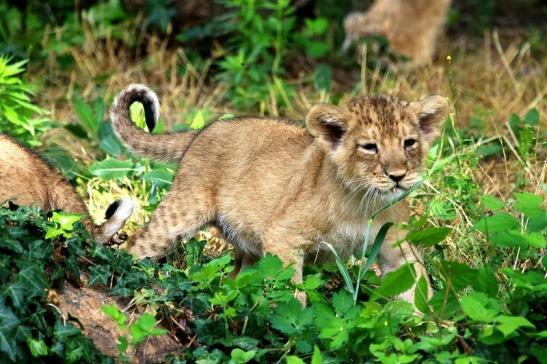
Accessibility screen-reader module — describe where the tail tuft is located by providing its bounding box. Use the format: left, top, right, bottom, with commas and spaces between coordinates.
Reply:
111, 83, 196, 162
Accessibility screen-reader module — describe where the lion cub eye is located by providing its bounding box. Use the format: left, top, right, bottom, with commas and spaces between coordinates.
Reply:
404, 138, 417, 149
360, 143, 378, 154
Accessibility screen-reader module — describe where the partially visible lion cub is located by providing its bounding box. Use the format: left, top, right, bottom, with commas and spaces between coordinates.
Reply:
111, 84, 447, 304
0, 134, 134, 243
343, 0, 451, 66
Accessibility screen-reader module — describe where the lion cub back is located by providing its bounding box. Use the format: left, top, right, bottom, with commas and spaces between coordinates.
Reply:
0, 134, 87, 213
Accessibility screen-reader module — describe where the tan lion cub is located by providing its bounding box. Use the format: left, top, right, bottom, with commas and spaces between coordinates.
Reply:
111, 84, 447, 303
0, 134, 134, 244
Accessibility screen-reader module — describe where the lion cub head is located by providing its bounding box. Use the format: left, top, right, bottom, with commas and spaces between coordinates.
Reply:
306, 95, 448, 200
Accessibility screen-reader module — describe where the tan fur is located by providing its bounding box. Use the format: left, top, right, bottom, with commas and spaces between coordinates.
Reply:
343, 0, 451, 66
0, 134, 134, 243
111, 84, 448, 303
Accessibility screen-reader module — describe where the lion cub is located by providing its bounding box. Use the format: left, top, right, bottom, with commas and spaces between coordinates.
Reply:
111, 84, 447, 303
0, 134, 134, 243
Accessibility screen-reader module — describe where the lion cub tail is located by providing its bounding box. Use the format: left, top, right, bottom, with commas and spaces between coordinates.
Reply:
93, 198, 135, 244
110, 84, 196, 162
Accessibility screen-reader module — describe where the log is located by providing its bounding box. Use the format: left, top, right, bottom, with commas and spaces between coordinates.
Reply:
54, 281, 183, 363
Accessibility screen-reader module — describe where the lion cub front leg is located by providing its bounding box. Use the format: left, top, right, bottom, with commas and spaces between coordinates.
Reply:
378, 228, 432, 305
262, 235, 308, 305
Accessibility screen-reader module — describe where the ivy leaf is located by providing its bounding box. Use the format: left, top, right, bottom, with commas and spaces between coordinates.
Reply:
27, 338, 48, 357
0, 303, 20, 361
18, 266, 48, 298
496, 315, 535, 337
406, 227, 451, 246
130, 313, 167, 345
101, 304, 127, 330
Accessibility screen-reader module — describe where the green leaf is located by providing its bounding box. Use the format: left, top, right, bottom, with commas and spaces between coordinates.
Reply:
311, 345, 323, 364
514, 192, 545, 225
18, 266, 48, 298
73, 98, 99, 136
301, 274, 322, 291
406, 227, 451, 246
88, 158, 136, 180
286, 356, 305, 364
189, 111, 206, 130
230, 348, 256, 364
142, 169, 174, 188
495, 315, 535, 337
373, 264, 416, 299
101, 304, 127, 330
27, 338, 48, 357
474, 212, 519, 233
130, 313, 167, 345
523, 108, 539, 125
480, 195, 505, 210
414, 276, 430, 314
460, 293, 498, 322
51, 211, 83, 231
0, 304, 20, 361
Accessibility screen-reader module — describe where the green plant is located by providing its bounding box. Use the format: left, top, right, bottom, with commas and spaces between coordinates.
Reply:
0, 205, 109, 363
102, 305, 167, 361
0, 57, 49, 146
216, 0, 296, 109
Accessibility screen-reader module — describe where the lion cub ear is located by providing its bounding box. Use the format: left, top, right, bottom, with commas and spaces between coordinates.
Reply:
412, 95, 448, 143
306, 104, 348, 150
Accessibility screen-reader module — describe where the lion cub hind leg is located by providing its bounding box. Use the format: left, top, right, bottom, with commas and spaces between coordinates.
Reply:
128, 190, 214, 260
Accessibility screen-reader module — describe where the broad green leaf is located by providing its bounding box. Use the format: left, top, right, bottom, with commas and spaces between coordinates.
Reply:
514, 192, 543, 215
480, 195, 505, 210
406, 227, 451, 246
523, 108, 539, 125
302, 274, 322, 291
230, 348, 256, 364
495, 315, 535, 337
373, 263, 416, 299
130, 313, 167, 345
101, 304, 127, 330
73, 98, 99, 136
88, 158, 136, 180
27, 338, 48, 357
460, 294, 498, 322
286, 356, 305, 364
142, 169, 174, 188
474, 212, 519, 233
414, 276, 430, 314
311, 345, 323, 364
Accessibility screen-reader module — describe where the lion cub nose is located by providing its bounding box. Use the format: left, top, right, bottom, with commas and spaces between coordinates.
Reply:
388, 171, 407, 183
